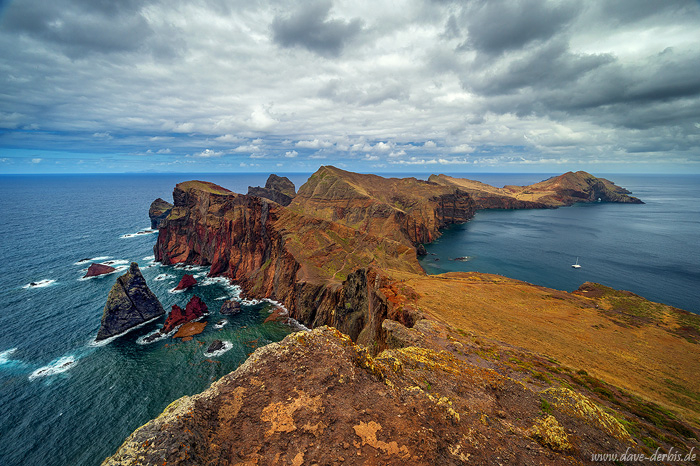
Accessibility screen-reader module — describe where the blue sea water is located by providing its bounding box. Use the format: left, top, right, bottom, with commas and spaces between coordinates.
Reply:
0, 173, 310, 466
0, 172, 697, 466
418, 173, 700, 314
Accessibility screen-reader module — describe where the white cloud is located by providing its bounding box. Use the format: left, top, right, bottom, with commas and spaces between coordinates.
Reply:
285, 150, 298, 158
234, 145, 261, 153
364, 154, 379, 161
31, 158, 42, 163
215, 134, 244, 143
296, 139, 333, 149
450, 144, 474, 154
192, 149, 223, 158
423, 141, 437, 149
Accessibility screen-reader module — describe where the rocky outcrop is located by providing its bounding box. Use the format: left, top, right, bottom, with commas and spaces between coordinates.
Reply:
104, 324, 679, 466
96, 263, 165, 341
247, 174, 296, 206
149, 198, 173, 229
430, 171, 643, 208
219, 300, 241, 315
173, 274, 196, 291
162, 295, 208, 334
84, 263, 116, 278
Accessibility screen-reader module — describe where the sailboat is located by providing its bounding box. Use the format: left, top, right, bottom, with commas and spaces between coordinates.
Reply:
571, 257, 581, 268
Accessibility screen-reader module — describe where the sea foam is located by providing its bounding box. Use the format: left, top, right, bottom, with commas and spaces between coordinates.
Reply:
28, 356, 76, 380
120, 228, 157, 239
23, 279, 56, 289
203, 341, 233, 357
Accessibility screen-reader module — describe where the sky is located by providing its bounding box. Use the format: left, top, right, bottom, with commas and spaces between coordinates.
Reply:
1, 0, 699, 174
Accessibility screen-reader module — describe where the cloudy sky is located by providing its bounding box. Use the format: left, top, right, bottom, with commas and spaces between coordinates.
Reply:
1, 0, 699, 174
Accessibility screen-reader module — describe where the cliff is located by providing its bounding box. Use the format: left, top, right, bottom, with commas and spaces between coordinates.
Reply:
96, 262, 165, 341
429, 171, 643, 208
154, 169, 469, 345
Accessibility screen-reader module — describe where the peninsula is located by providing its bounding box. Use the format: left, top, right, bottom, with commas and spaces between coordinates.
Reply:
106, 168, 698, 465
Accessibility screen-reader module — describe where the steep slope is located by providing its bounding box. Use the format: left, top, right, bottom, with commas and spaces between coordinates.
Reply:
104, 323, 699, 465
429, 171, 643, 208
154, 177, 423, 344
290, 166, 476, 246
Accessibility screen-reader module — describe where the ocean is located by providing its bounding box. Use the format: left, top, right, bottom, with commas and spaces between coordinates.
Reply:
418, 173, 700, 314
0, 172, 697, 465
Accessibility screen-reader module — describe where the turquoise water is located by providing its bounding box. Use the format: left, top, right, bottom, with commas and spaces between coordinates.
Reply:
0, 174, 309, 466
419, 174, 700, 314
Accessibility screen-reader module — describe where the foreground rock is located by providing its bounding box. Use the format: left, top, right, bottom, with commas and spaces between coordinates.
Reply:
83, 263, 116, 278
96, 263, 165, 341
173, 274, 197, 291
161, 295, 208, 334
149, 198, 173, 229
104, 323, 699, 465
247, 174, 296, 206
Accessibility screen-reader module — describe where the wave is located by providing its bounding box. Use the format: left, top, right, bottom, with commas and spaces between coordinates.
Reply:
23, 279, 56, 289
203, 341, 233, 357
142, 255, 155, 261
120, 228, 157, 239
28, 356, 76, 380
89, 315, 163, 347
214, 319, 229, 329
100, 259, 129, 266
154, 274, 175, 281
74, 256, 111, 265
0, 348, 18, 365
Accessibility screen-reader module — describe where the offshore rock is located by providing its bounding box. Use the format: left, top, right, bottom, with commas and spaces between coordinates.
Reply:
247, 174, 296, 206
149, 198, 173, 229
96, 263, 165, 341
162, 295, 207, 334
174, 274, 197, 291
84, 263, 116, 278
206, 339, 225, 353
219, 299, 241, 316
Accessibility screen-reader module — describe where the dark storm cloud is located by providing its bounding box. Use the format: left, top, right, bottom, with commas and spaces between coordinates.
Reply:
271, 1, 364, 57
458, 0, 580, 56
2, 0, 154, 57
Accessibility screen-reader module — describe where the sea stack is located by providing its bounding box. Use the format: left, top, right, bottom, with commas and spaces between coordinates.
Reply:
174, 274, 197, 291
96, 262, 165, 341
162, 295, 208, 334
83, 263, 116, 278
149, 198, 173, 229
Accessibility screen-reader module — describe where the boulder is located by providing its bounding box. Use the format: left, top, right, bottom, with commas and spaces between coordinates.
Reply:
220, 299, 242, 315
162, 295, 208, 334
84, 263, 116, 278
96, 263, 165, 341
174, 274, 197, 291
149, 198, 173, 229
206, 339, 225, 353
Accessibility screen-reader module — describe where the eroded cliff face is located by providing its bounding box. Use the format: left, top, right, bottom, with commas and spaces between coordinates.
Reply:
155, 177, 426, 346
290, 166, 476, 246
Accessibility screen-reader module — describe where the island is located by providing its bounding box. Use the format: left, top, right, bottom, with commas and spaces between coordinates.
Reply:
103, 168, 699, 465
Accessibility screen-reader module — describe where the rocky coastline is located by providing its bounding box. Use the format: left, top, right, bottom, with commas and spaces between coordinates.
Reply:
103, 168, 700, 465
